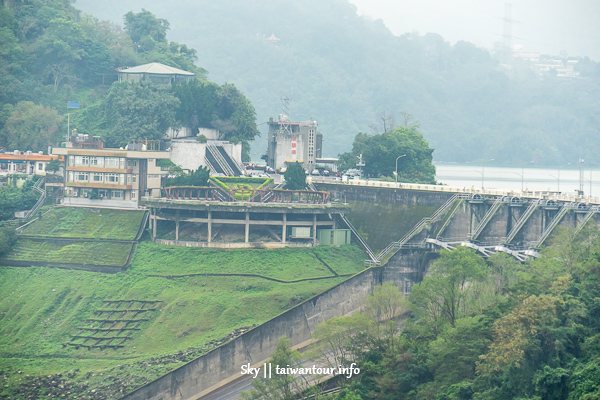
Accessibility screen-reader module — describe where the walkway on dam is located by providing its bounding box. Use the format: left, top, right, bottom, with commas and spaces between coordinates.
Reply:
308, 177, 600, 205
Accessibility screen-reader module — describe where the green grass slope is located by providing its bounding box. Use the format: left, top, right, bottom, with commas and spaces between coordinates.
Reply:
0, 242, 366, 399
1, 239, 133, 267
21, 207, 146, 240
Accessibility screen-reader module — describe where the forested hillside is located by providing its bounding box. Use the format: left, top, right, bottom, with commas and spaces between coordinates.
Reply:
75, 0, 600, 166
0, 0, 258, 158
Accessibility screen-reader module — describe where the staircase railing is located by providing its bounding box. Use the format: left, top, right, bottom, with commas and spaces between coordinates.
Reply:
377, 194, 470, 263
260, 182, 285, 203
504, 200, 540, 244
207, 144, 235, 176
339, 214, 377, 263
434, 197, 464, 240
534, 205, 570, 248
204, 157, 218, 175
469, 197, 504, 240
216, 146, 245, 176
573, 206, 600, 236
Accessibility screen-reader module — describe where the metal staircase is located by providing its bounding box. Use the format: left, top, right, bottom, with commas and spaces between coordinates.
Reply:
207, 144, 235, 176
573, 206, 599, 236
204, 157, 218, 175
25, 178, 46, 219
469, 197, 503, 240
376, 193, 470, 263
215, 146, 244, 176
339, 214, 378, 263
260, 182, 285, 203
434, 197, 464, 240
504, 200, 540, 244
534, 205, 570, 248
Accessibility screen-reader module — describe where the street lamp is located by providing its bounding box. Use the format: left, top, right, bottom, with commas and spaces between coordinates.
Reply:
556, 163, 571, 192
395, 154, 406, 184
514, 172, 524, 192
515, 161, 535, 193
480, 159, 494, 190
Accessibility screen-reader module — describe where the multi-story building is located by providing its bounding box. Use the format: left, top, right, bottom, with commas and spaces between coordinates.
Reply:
52, 135, 170, 208
267, 115, 318, 172
0, 151, 61, 177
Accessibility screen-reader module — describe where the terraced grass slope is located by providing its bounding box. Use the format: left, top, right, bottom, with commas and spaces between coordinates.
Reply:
0, 207, 146, 272
2, 240, 133, 267
20, 207, 146, 240
0, 242, 366, 399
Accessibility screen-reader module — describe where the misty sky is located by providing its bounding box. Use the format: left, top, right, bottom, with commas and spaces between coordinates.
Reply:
349, 0, 600, 61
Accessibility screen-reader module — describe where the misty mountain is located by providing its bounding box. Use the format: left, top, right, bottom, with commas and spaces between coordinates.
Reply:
74, 0, 600, 166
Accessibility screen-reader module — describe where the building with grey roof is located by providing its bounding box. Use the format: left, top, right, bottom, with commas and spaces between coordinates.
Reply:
118, 62, 195, 85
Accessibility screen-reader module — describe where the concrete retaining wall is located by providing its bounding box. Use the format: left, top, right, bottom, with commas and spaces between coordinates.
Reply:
121, 248, 431, 400
121, 267, 384, 400
154, 238, 314, 249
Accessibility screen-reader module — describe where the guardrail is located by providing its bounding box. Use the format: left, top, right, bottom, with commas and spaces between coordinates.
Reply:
308, 177, 600, 205
375, 193, 470, 262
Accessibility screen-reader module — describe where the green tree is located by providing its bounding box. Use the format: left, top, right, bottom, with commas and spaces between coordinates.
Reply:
96, 81, 180, 147
45, 157, 60, 173
283, 162, 306, 190
124, 9, 169, 50
0, 223, 17, 255
0, 101, 62, 150
241, 337, 305, 400
409, 247, 488, 327
338, 123, 436, 183
164, 167, 209, 187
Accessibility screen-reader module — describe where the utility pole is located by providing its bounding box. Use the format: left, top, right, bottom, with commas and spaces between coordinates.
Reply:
579, 158, 585, 195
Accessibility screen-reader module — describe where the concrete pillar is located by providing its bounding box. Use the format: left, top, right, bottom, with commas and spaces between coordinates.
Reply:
282, 212, 287, 243
245, 212, 250, 243
207, 210, 212, 243
313, 214, 317, 245
175, 210, 180, 242
152, 210, 157, 240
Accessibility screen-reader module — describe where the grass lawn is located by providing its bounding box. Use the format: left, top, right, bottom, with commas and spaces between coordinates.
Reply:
133, 242, 364, 280
0, 241, 366, 399
1, 239, 133, 266
21, 207, 146, 240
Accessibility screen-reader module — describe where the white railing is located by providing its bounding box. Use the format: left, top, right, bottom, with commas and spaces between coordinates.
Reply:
308, 177, 600, 205
207, 144, 235, 176
534, 206, 570, 248
376, 193, 470, 262
469, 197, 504, 240
504, 200, 541, 244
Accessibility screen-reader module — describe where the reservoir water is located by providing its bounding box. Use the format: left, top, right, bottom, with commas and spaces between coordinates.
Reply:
435, 163, 600, 197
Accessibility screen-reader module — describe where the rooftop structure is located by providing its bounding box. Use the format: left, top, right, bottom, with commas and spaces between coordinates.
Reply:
118, 62, 195, 85
0, 151, 60, 177
267, 115, 318, 172
52, 135, 170, 208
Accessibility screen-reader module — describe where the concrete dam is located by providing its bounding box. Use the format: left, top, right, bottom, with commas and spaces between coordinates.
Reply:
121, 182, 599, 400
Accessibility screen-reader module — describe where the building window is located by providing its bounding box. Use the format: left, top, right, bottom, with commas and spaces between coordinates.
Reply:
131, 191, 136, 199
74, 156, 89, 166
90, 157, 104, 167
148, 174, 159, 179
38, 163, 43, 171
105, 157, 120, 168
128, 160, 138, 168
91, 173, 103, 182
148, 159, 155, 164
132, 175, 137, 183
111, 190, 123, 198
106, 173, 119, 183
76, 172, 89, 182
